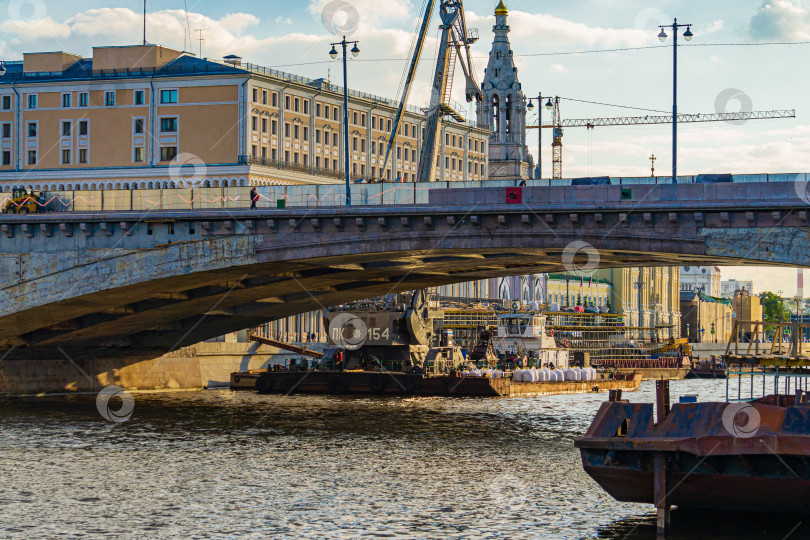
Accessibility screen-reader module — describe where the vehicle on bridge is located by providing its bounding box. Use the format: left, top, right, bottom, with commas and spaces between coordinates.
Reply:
2, 188, 48, 214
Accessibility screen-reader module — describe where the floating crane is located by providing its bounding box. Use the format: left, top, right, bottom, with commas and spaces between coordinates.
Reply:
529, 102, 796, 179
380, 0, 482, 183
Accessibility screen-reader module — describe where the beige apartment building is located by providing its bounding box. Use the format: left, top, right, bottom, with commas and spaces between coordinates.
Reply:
0, 44, 491, 191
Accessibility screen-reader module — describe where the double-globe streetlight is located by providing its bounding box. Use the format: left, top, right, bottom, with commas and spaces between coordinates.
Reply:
329, 37, 360, 207
526, 95, 553, 179
657, 19, 693, 184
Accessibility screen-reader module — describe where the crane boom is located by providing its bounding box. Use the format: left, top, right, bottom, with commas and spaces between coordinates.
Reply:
416, 0, 482, 183
529, 109, 795, 129
379, 0, 436, 181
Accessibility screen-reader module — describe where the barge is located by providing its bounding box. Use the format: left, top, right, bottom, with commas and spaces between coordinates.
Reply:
576, 347, 810, 536
231, 368, 642, 397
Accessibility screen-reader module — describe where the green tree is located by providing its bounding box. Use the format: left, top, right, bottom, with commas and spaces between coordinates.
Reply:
760, 291, 789, 339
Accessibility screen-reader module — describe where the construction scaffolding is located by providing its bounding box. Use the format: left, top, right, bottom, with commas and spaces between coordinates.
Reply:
544, 312, 674, 367
441, 305, 677, 368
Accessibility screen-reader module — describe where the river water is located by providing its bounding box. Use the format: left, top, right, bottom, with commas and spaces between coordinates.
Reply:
1, 379, 807, 539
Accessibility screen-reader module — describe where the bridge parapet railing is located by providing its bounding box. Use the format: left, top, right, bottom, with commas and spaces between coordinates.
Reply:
1, 173, 808, 213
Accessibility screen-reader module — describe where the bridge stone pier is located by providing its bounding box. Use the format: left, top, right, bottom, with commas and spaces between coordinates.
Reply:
0, 182, 808, 393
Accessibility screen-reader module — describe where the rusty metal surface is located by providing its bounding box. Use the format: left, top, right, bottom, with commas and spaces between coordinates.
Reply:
576, 396, 810, 512
575, 398, 810, 456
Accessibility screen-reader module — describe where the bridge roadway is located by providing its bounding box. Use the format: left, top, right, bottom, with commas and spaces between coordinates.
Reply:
0, 182, 807, 366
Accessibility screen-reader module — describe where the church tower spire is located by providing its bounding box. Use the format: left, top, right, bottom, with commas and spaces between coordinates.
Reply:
477, 1, 532, 180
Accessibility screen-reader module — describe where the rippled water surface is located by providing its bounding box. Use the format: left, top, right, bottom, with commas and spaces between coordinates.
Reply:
1, 379, 807, 539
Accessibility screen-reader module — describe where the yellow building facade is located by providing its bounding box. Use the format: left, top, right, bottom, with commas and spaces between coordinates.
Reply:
0, 45, 490, 191
596, 267, 681, 340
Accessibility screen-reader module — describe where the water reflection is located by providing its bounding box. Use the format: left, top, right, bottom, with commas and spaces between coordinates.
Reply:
0, 380, 804, 539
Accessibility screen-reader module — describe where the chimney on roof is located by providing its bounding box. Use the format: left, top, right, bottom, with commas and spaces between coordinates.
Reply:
223, 54, 242, 67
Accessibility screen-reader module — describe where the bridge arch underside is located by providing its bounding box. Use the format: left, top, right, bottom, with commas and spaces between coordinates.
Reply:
1, 220, 806, 363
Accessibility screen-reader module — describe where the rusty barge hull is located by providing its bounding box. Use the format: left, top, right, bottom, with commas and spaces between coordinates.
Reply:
575, 399, 810, 513
232, 371, 642, 397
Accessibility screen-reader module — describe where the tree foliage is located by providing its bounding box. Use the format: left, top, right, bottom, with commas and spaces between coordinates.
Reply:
760, 292, 789, 323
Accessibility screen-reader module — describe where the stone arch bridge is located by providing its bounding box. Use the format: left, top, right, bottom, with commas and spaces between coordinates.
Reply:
0, 183, 807, 366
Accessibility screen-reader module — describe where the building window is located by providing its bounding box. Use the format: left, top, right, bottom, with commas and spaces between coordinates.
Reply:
1, 123, 9, 138
252, 145, 257, 157
333, 133, 338, 146
160, 146, 178, 161
27, 94, 37, 109
259, 118, 266, 133
272, 92, 278, 107
134, 118, 144, 134
316, 103, 321, 117
61, 149, 71, 164
252, 116, 258, 131
272, 120, 277, 135
334, 106, 340, 120
271, 148, 277, 160
352, 111, 358, 125
79, 92, 88, 107
105, 91, 115, 106
316, 130, 321, 144
77, 149, 87, 164
285, 123, 290, 137
2, 95, 10, 110
285, 95, 291, 110
160, 117, 178, 132
262, 90, 268, 105
79, 121, 88, 136
27, 122, 36, 137
134, 90, 145, 105
303, 126, 308, 141
261, 146, 267, 158
294, 125, 299, 139
294, 98, 300, 112
361, 139, 366, 152
160, 89, 178, 104
133, 147, 144, 162
361, 114, 366, 127
62, 93, 71, 108
352, 137, 357, 151
2, 151, 10, 165
61, 121, 71, 136
27, 150, 36, 165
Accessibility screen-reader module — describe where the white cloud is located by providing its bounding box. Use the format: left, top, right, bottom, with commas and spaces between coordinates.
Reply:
550, 64, 569, 75
749, 0, 810, 40
466, 9, 652, 49
220, 13, 260, 34
705, 19, 725, 33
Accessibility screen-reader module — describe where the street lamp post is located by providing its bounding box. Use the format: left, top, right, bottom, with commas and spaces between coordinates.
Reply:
330, 36, 360, 206
527, 95, 553, 179
657, 19, 693, 184
695, 285, 704, 343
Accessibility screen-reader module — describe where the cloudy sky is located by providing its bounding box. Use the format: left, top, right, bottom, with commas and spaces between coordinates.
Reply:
1, 0, 807, 295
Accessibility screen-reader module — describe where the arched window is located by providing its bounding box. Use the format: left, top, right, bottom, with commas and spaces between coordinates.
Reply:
505, 94, 513, 134
492, 95, 500, 133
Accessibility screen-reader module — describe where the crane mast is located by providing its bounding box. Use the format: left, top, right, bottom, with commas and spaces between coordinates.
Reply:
550, 97, 563, 180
